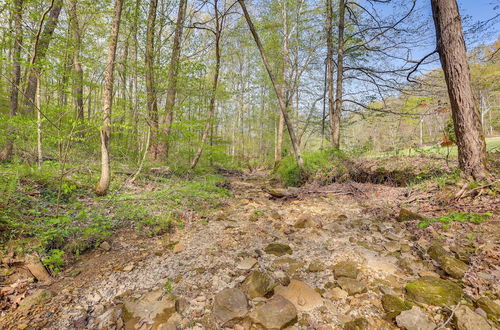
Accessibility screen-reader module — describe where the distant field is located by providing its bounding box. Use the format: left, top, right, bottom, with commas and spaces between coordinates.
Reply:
367, 136, 500, 158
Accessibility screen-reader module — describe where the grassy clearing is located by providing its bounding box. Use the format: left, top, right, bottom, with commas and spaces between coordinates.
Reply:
0, 162, 231, 272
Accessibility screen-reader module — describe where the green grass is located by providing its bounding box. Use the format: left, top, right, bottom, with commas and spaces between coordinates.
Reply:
419, 212, 492, 229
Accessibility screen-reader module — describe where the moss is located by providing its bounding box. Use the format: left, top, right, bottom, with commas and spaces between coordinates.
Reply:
476, 297, 500, 321
398, 208, 425, 222
427, 245, 468, 279
344, 317, 369, 329
381, 294, 412, 319
405, 276, 463, 307
418, 212, 491, 229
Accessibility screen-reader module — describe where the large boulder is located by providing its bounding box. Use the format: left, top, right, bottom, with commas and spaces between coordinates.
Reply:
265, 243, 293, 256
395, 306, 436, 330
248, 295, 297, 329
241, 271, 275, 299
332, 261, 359, 279
213, 288, 248, 325
454, 305, 492, 330
428, 245, 468, 279
381, 294, 412, 319
274, 280, 323, 312
398, 208, 425, 222
405, 276, 463, 307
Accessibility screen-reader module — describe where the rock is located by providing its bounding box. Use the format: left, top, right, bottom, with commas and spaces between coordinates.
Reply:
158, 312, 183, 330
25, 254, 51, 282
395, 306, 436, 330
273, 257, 304, 274
265, 243, 292, 256
307, 260, 325, 272
274, 270, 291, 286
336, 277, 367, 296
428, 245, 468, 279
398, 208, 425, 222
241, 270, 275, 299
175, 297, 189, 315
326, 287, 348, 300
476, 297, 500, 320
381, 294, 412, 319
294, 215, 322, 229
405, 276, 463, 307
265, 188, 289, 198
100, 241, 111, 251
274, 280, 323, 312
344, 317, 369, 330
237, 257, 258, 270
123, 289, 176, 329
18, 289, 53, 311
123, 263, 134, 272
213, 288, 248, 325
450, 245, 475, 263
383, 242, 401, 253
93, 306, 123, 329
454, 305, 492, 330
248, 295, 297, 329
173, 243, 186, 254
332, 261, 359, 279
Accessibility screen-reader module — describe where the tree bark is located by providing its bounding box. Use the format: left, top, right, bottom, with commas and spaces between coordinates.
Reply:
68, 0, 84, 122
23, 0, 63, 114
145, 0, 159, 159
332, 0, 345, 148
238, 0, 305, 171
95, 0, 124, 196
325, 0, 335, 147
158, 0, 188, 159
190, 0, 221, 170
0, 0, 23, 161
430, 0, 489, 180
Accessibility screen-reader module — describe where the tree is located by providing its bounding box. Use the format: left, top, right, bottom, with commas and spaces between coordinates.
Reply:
332, 0, 345, 148
0, 0, 23, 161
430, 0, 489, 180
145, 0, 159, 159
68, 0, 84, 122
325, 0, 336, 147
95, 0, 124, 196
158, 0, 188, 159
23, 0, 63, 114
238, 0, 305, 171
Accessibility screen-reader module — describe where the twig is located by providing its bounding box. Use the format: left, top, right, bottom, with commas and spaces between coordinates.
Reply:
460, 180, 499, 198
435, 298, 462, 329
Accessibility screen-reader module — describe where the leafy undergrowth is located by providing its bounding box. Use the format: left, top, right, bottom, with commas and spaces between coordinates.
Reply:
0, 161, 231, 273
418, 212, 492, 229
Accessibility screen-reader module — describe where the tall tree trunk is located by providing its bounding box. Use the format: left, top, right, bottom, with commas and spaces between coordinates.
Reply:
159, 0, 188, 159
274, 0, 288, 167
95, 0, 124, 196
190, 1, 221, 170
145, 0, 159, 159
430, 0, 489, 180
238, 0, 304, 171
0, 0, 23, 161
326, 0, 335, 147
332, 0, 345, 148
23, 0, 63, 114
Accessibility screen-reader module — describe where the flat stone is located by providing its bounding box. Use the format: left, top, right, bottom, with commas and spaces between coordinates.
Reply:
274, 280, 323, 312
294, 214, 322, 229
398, 208, 425, 222
307, 260, 325, 272
248, 295, 297, 329
383, 242, 401, 253
428, 245, 468, 279
18, 289, 53, 311
454, 305, 492, 330
241, 270, 275, 299
344, 317, 369, 329
237, 257, 257, 270
326, 287, 348, 300
100, 241, 111, 251
332, 261, 359, 279
395, 306, 436, 330
123, 289, 176, 329
476, 297, 500, 320
265, 243, 292, 256
405, 276, 463, 307
25, 254, 51, 282
213, 288, 248, 325
173, 243, 186, 254
337, 277, 367, 296
381, 294, 412, 319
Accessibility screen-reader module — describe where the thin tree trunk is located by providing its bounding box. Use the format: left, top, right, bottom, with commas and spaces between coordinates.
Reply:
238, 0, 304, 171
275, 0, 288, 167
0, 0, 23, 161
36, 78, 42, 169
430, 0, 489, 180
159, 0, 188, 159
190, 1, 221, 170
23, 0, 63, 114
95, 0, 124, 195
145, 0, 159, 159
326, 0, 335, 147
332, 0, 345, 148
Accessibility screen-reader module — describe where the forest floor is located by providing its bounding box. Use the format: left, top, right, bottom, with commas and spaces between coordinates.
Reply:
0, 160, 499, 329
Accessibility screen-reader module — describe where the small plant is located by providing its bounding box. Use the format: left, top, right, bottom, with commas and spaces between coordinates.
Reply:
418, 212, 492, 229
164, 280, 174, 294
42, 249, 65, 274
